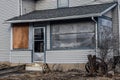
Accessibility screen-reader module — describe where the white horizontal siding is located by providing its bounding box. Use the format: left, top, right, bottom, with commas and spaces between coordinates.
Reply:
35, 0, 114, 10
104, 10, 112, 18
69, 0, 114, 7
35, 0, 57, 10
0, 50, 10, 61
10, 51, 32, 63
22, 0, 35, 14
69, 0, 93, 7
119, 1, 120, 54
46, 50, 95, 63
0, 0, 19, 61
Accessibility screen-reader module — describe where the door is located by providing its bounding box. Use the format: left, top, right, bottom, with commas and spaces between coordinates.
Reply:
33, 27, 45, 62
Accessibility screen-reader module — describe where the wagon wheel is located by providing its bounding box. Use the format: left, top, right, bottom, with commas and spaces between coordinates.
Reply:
96, 57, 108, 74
85, 61, 100, 73
85, 56, 108, 75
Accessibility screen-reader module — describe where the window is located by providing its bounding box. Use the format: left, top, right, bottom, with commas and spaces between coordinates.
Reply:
51, 22, 95, 49
34, 28, 44, 52
58, 0, 69, 8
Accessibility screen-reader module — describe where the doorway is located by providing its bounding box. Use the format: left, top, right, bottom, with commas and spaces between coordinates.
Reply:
33, 27, 45, 62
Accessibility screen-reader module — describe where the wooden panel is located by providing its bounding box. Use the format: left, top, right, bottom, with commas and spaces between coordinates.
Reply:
13, 23, 29, 49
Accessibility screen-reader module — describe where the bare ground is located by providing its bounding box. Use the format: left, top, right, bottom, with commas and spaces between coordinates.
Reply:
0, 62, 119, 80
0, 71, 119, 80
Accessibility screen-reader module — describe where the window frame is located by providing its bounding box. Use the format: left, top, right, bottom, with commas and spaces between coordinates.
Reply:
12, 24, 29, 50
57, 0, 69, 8
33, 27, 45, 53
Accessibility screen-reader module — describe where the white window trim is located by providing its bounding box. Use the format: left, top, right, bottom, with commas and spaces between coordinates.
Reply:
10, 26, 13, 50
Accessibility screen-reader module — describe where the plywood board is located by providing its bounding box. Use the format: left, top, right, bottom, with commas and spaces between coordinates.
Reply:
13, 23, 29, 49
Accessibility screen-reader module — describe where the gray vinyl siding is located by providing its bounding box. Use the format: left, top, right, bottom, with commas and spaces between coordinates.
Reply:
22, 0, 35, 14
0, 0, 19, 61
112, 5, 119, 56
69, 0, 94, 7
119, 4, 120, 54
46, 50, 95, 63
35, 0, 114, 10
70, 0, 113, 7
35, 0, 57, 10
10, 51, 32, 63
118, 0, 120, 54
104, 10, 112, 18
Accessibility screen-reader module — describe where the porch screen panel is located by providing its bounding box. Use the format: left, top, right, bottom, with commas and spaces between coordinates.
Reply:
51, 22, 95, 49
13, 24, 29, 49
98, 18, 112, 48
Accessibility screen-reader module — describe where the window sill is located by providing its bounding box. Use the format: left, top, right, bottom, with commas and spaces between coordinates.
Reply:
11, 49, 32, 51
47, 48, 95, 51
57, 6, 69, 9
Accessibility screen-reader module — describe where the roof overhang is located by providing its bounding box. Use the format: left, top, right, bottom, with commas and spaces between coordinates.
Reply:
6, 13, 100, 23
6, 3, 117, 23
101, 3, 117, 15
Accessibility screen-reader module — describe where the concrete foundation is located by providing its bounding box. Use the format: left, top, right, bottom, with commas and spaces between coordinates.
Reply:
48, 63, 86, 72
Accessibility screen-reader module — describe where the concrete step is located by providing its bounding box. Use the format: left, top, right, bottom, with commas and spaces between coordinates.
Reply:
26, 63, 43, 71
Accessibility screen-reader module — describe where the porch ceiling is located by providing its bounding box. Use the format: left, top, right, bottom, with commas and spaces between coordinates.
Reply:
7, 2, 117, 23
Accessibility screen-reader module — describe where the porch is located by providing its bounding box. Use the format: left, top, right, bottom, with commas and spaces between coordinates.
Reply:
7, 2, 116, 64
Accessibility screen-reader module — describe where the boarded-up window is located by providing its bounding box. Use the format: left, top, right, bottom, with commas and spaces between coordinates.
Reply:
13, 24, 29, 49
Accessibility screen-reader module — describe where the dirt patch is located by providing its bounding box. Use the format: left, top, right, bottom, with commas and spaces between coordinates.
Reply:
0, 71, 119, 80
0, 62, 10, 69
0, 62, 119, 80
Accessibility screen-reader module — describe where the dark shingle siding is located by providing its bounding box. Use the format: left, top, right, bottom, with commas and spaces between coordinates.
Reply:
8, 2, 116, 21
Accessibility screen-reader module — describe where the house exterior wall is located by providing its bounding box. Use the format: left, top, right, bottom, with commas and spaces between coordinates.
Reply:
46, 50, 95, 63
0, 0, 119, 64
10, 50, 32, 63
119, 2, 120, 54
45, 21, 95, 63
0, 0, 19, 61
35, 0, 57, 10
69, 0, 113, 7
10, 23, 33, 63
22, 0, 35, 14
35, 0, 114, 10
103, 10, 112, 18
116, 0, 120, 54
112, 4, 119, 56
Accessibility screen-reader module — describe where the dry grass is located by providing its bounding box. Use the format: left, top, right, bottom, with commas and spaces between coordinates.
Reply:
0, 62, 119, 80
0, 71, 119, 80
